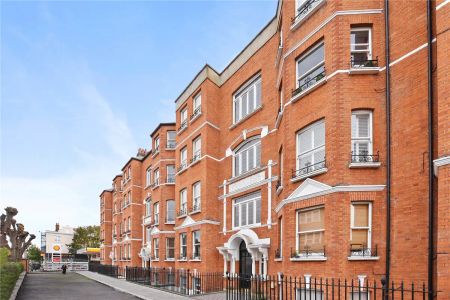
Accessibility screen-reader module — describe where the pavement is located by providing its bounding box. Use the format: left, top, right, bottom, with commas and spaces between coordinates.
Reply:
16, 272, 139, 300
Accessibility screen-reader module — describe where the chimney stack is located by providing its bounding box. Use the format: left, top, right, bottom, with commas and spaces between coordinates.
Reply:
55, 223, 60, 232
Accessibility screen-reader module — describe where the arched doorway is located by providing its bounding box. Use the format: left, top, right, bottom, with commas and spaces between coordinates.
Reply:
239, 241, 252, 288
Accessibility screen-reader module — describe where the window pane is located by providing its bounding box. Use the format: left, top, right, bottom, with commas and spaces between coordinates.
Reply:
351, 229, 368, 245
248, 87, 255, 112
242, 204, 247, 226
353, 204, 369, 227
255, 198, 261, 223
299, 153, 313, 169
298, 44, 324, 78
313, 148, 325, 164
234, 205, 239, 227
357, 114, 370, 138
234, 100, 240, 123
298, 129, 313, 153
248, 201, 254, 224
255, 80, 262, 107
299, 208, 324, 231
351, 30, 369, 45
241, 93, 248, 117
255, 143, 261, 167
314, 123, 325, 147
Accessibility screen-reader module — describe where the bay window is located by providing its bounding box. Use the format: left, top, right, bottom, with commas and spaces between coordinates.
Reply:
153, 168, 160, 186
192, 231, 201, 259
295, 120, 326, 178
179, 189, 187, 216
296, 206, 325, 257
350, 28, 374, 67
166, 238, 175, 260
145, 199, 151, 217
153, 202, 159, 225
166, 165, 175, 183
153, 238, 159, 259
167, 131, 176, 148
180, 147, 188, 170
166, 200, 175, 223
233, 75, 262, 124
233, 191, 261, 229
180, 107, 188, 131
350, 202, 372, 256
233, 138, 261, 177
295, 42, 325, 95
154, 137, 160, 153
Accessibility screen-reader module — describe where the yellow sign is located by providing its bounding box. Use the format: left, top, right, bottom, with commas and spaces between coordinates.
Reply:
53, 245, 61, 251
86, 248, 100, 253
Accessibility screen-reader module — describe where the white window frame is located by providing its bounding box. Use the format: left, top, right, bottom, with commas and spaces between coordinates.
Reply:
350, 202, 372, 249
127, 217, 131, 232
146, 226, 151, 245
153, 238, 159, 259
351, 110, 373, 156
232, 192, 262, 229
233, 75, 262, 124
232, 138, 261, 177
192, 182, 201, 212
154, 168, 160, 186
180, 189, 187, 215
166, 237, 175, 260
193, 93, 201, 115
154, 136, 160, 153
166, 165, 175, 183
296, 42, 325, 91
167, 131, 176, 148
295, 206, 325, 256
350, 27, 372, 66
180, 107, 188, 128
146, 167, 151, 187
192, 136, 201, 161
180, 147, 188, 168
166, 199, 175, 223
153, 202, 159, 225
180, 233, 187, 259
145, 199, 151, 217
295, 120, 326, 175
192, 231, 201, 259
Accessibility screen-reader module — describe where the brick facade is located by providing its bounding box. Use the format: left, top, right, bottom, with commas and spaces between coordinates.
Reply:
99, 0, 449, 298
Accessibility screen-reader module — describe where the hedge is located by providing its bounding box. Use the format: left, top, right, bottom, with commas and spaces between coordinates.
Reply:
0, 248, 24, 300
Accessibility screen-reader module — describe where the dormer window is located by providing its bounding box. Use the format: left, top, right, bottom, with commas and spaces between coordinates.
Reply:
233, 137, 261, 177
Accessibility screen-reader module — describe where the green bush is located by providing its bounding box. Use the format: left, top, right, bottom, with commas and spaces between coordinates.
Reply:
0, 248, 24, 300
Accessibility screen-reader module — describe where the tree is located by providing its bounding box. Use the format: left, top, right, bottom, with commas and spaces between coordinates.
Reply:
26, 245, 42, 262
66, 225, 100, 254
0, 207, 35, 261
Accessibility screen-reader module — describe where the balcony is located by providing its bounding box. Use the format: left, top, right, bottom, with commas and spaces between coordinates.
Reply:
349, 151, 381, 168
166, 175, 175, 184
348, 244, 379, 260
178, 120, 188, 133
177, 161, 188, 174
349, 57, 380, 75
290, 246, 327, 261
190, 151, 201, 165
291, 68, 327, 101
177, 207, 188, 218
190, 107, 202, 122
189, 202, 201, 214
291, 0, 326, 29
166, 141, 176, 149
291, 159, 327, 182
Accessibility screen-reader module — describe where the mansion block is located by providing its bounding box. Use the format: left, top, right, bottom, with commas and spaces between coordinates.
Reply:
99, 0, 449, 297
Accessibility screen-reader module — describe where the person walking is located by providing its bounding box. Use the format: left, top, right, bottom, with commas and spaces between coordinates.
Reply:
61, 264, 67, 274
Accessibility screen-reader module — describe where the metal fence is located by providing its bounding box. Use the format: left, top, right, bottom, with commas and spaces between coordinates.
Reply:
88, 263, 125, 278
126, 266, 224, 296
225, 274, 431, 300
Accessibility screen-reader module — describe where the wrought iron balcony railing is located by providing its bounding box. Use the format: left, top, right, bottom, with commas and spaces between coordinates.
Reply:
178, 120, 188, 132
350, 56, 379, 68
166, 141, 176, 149
177, 161, 188, 173
292, 159, 326, 179
190, 151, 201, 164
190, 202, 201, 213
177, 207, 188, 217
291, 246, 326, 258
292, 68, 326, 97
349, 244, 378, 257
166, 176, 175, 184
351, 151, 380, 163
291, 0, 324, 24
190, 107, 201, 120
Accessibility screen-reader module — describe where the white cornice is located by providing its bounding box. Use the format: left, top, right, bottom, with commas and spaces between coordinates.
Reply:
433, 155, 450, 176
174, 219, 220, 230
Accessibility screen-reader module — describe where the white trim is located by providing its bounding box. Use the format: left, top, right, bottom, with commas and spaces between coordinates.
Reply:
219, 176, 278, 200
175, 121, 220, 150
433, 155, 450, 176
174, 219, 220, 230
437, 0, 449, 11
350, 202, 372, 249
275, 184, 385, 212
348, 256, 380, 261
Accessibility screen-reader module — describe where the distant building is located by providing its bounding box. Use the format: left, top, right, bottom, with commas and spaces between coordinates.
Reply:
41, 223, 74, 262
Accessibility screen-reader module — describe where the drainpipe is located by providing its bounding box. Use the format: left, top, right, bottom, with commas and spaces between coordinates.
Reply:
426, 0, 434, 298
384, 0, 392, 294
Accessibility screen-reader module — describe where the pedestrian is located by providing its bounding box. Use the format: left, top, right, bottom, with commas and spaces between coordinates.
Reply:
61, 264, 67, 274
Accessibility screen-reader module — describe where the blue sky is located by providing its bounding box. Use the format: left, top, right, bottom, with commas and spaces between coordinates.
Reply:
0, 0, 277, 244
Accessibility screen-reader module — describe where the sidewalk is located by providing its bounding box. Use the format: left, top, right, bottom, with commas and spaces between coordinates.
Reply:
77, 271, 188, 300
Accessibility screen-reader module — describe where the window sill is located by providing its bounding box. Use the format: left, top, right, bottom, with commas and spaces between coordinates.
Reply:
291, 78, 327, 103
165, 148, 176, 151
276, 185, 283, 195
229, 105, 263, 130
165, 258, 175, 262
190, 112, 202, 124
165, 221, 175, 225
189, 210, 201, 215
177, 125, 188, 135
347, 256, 380, 261
290, 0, 327, 31
189, 258, 202, 262
349, 67, 380, 75
290, 257, 327, 262
177, 215, 187, 219
165, 182, 175, 185
177, 166, 188, 175
291, 167, 328, 183
349, 162, 381, 169
151, 184, 160, 191
177, 258, 188, 262
274, 258, 283, 262
275, 109, 284, 129
152, 259, 160, 262
190, 158, 201, 168
152, 151, 160, 158
232, 223, 262, 231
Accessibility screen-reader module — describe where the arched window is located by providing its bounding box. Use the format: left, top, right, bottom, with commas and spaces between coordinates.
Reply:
233, 138, 261, 177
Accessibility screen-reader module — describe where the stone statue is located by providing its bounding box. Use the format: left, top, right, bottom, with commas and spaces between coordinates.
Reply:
0, 207, 35, 261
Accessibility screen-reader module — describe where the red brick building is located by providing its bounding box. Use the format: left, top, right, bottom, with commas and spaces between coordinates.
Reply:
100, 0, 449, 297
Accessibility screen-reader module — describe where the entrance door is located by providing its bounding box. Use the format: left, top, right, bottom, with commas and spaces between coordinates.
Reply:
239, 241, 252, 288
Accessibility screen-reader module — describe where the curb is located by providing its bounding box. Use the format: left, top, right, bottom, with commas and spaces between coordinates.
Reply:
9, 271, 26, 300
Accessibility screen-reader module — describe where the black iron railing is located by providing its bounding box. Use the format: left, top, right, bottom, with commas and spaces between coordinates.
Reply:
190, 202, 201, 213
290, 246, 326, 258
292, 68, 326, 97
351, 56, 379, 68
190, 107, 202, 120
292, 159, 326, 179
349, 244, 378, 257
351, 151, 380, 163
190, 151, 201, 164
177, 162, 188, 173
291, 0, 324, 24
89, 263, 125, 279
166, 141, 176, 149
177, 207, 187, 217
178, 120, 188, 132
166, 176, 175, 184
225, 273, 432, 300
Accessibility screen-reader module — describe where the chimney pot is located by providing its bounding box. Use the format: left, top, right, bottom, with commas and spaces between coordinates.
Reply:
55, 223, 60, 232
